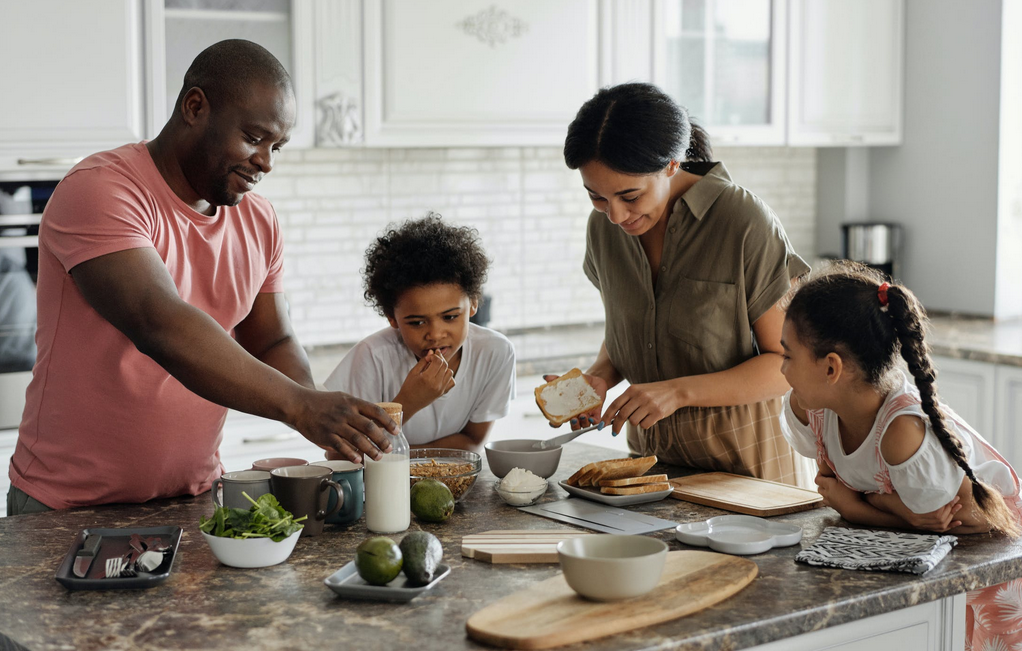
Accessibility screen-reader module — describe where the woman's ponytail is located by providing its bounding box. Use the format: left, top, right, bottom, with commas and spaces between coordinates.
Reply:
886, 286, 1021, 537
685, 120, 713, 163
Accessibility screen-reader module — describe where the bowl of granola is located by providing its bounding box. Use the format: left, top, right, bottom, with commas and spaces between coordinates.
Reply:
409, 449, 482, 502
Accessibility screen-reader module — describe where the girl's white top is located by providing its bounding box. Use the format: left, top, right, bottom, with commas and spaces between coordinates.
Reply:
324, 323, 516, 446
780, 370, 1017, 514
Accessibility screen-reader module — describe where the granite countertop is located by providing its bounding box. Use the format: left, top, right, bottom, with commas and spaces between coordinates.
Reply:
2, 443, 1021, 651
927, 315, 1022, 367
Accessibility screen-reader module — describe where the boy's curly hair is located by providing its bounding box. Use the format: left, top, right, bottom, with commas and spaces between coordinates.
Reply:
362, 212, 490, 318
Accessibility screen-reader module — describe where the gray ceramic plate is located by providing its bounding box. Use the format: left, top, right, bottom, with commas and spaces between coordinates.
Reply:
323, 562, 452, 602
558, 480, 673, 506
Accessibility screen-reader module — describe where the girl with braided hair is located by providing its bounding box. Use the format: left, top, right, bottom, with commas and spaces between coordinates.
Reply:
779, 261, 1022, 650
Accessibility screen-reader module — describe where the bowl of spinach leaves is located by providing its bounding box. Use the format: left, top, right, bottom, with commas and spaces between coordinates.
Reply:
200, 492, 306, 568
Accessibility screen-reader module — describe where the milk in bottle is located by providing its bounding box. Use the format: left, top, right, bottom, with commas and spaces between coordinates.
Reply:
364, 402, 410, 533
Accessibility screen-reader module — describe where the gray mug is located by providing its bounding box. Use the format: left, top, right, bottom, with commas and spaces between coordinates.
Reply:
212, 470, 272, 509
312, 460, 364, 525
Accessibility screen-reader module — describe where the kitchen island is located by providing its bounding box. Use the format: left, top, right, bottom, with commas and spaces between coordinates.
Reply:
1, 443, 1020, 651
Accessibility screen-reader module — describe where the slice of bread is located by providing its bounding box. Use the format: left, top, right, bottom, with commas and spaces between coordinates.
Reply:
585, 455, 658, 486
600, 482, 672, 495
566, 462, 599, 487
598, 473, 668, 488
534, 369, 603, 427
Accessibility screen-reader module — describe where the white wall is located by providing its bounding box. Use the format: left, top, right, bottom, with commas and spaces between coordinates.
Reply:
259, 145, 817, 347
996, 0, 1022, 319
866, 0, 1002, 315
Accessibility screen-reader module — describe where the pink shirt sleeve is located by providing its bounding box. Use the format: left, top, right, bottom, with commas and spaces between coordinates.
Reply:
41, 166, 157, 273
259, 201, 284, 294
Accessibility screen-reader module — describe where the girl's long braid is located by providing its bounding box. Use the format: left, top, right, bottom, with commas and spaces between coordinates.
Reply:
886, 286, 1021, 537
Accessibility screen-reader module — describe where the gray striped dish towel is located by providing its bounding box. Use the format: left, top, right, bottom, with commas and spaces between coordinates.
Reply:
795, 526, 958, 575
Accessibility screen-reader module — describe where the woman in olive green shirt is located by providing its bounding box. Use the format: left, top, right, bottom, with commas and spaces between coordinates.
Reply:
556, 82, 811, 485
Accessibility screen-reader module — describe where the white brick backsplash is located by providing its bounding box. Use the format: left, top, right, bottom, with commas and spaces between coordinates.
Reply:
256, 146, 816, 344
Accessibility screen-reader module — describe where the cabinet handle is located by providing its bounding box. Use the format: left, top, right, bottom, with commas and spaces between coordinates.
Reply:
17, 157, 83, 166
242, 431, 301, 444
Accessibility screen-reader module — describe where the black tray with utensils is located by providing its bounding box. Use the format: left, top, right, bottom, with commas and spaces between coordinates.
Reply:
55, 525, 183, 590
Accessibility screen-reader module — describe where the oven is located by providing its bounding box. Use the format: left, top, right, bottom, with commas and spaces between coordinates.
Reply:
0, 182, 52, 430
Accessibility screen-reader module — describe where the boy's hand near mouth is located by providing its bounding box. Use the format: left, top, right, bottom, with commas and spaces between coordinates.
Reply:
394, 349, 457, 421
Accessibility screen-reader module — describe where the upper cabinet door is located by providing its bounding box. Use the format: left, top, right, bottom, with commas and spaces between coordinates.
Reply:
150, 0, 316, 148
361, 0, 600, 147
653, 0, 787, 146
788, 0, 904, 147
0, 0, 146, 174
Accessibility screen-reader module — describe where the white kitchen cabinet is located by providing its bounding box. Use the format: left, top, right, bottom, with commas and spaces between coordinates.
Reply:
750, 594, 965, 651
147, 0, 316, 149
333, 0, 601, 148
933, 355, 1022, 470
653, 0, 787, 146
995, 365, 1022, 469
787, 0, 904, 146
0, 0, 147, 175
932, 356, 997, 440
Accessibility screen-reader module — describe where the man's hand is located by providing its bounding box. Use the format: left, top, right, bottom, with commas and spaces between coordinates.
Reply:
294, 391, 397, 464
396, 350, 456, 416
599, 380, 680, 435
542, 372, 608, 430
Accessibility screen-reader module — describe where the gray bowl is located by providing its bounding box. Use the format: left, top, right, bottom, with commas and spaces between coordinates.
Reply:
484, 439, 562, 479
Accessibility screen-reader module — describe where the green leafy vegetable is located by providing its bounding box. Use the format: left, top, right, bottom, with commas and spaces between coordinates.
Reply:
200, 492, 306, 542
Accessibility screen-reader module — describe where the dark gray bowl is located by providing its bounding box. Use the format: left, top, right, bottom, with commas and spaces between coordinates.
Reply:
484, 439, 563, 479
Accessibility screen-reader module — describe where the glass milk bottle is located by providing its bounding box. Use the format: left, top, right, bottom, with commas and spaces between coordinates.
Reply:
364, 402, 410, 533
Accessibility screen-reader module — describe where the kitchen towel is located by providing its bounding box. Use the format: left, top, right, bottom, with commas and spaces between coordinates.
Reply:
795, 526, 957, 575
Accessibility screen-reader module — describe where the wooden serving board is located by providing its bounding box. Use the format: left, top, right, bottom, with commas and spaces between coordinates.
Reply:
466, 550, 758, 649
669, 472, 823, 516
462, 530, 591, 564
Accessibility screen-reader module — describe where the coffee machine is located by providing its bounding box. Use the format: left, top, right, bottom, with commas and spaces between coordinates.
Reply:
841, 222, 902, 281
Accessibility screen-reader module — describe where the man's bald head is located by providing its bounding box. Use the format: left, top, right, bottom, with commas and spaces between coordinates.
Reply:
173, 39, 293, 116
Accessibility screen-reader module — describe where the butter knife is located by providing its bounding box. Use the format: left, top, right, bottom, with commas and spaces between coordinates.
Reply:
72, 534, 102, 578
532, 422, 604, 450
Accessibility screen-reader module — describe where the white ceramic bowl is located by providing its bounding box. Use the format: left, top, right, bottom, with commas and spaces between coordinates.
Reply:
493, 479, 548, 506
484, 440, 562, 479
557, 534, 668, 601
201, 530, 301, 568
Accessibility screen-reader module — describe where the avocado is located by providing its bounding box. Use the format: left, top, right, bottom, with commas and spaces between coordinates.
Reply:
410, 479, 455, 523
355, 536, 403, 586
399, 531, 444, 586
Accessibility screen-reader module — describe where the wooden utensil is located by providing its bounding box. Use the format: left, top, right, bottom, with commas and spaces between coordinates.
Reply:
669, 472, 823, 517
462, 530, 590, 564
466, 550, 758, 649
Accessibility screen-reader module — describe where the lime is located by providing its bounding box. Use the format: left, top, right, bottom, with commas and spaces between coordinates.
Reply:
410, 479, 455, 523
400, 531, 444, 586
355, 536, 403, 586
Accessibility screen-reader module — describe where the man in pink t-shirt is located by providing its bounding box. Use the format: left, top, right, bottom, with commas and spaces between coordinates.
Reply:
8, 40, 396, 514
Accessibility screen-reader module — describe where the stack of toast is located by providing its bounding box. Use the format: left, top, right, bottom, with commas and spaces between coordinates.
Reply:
565, 455, 669, 495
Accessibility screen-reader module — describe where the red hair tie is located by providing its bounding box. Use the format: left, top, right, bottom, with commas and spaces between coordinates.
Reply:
878, 282, 890, 308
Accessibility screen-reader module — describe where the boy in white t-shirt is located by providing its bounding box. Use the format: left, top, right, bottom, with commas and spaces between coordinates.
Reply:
324, 214, 515, 451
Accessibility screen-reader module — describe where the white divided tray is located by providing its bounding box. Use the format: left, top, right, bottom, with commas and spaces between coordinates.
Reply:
675, 515, 802, 555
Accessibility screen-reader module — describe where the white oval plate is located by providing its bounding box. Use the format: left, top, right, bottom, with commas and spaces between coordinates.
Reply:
675, 515, 802, 555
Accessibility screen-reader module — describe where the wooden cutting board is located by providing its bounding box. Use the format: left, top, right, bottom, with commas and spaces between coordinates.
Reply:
462, 530, 591, 564
466, 550, 758, 649
669, 472, 823, 516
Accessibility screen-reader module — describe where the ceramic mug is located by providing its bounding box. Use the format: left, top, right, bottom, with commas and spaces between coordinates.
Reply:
212, 470, 272, 509
269, 465, 343, 537
251, 457, 308, 472
311, 460, 364, 525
